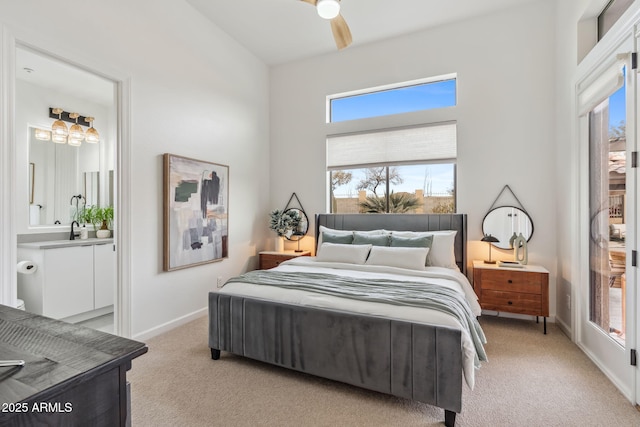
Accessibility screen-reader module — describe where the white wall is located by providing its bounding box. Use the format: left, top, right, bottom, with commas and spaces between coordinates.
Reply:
0, 0, 271, 338
270, 1, 558, 315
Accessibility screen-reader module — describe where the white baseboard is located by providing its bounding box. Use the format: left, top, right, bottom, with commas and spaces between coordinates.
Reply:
133, 307, 207, 342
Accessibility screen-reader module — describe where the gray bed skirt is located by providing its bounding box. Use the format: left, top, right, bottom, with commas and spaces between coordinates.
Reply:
209, 292, 463, 426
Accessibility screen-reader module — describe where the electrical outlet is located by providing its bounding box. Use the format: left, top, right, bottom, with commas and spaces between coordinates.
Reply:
217, 276, 223, 288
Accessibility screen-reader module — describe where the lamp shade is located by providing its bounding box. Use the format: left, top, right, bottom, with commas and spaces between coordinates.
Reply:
84, 117, 100, 143
51, 107, 68, 137
68, 113, 85, 142
481, 234, 499, 264
317, 0, 340, 19
481, 234, 499, 243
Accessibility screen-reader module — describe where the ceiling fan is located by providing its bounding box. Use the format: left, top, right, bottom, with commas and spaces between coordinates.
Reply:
301, 0, 352, 50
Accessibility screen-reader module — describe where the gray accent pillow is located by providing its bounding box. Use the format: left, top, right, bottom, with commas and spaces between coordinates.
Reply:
322, 231, 354, 244
390, 235, 434, 249
353, 232, 390, 246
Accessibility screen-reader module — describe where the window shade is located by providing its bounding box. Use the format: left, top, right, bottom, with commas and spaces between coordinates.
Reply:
577, 56, 626, 116
327, 122, 457, 169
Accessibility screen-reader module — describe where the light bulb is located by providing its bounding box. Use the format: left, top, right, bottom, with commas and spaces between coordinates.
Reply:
317, 0, 340, 20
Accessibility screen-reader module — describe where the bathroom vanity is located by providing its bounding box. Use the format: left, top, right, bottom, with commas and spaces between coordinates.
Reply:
17, 238, 114, 321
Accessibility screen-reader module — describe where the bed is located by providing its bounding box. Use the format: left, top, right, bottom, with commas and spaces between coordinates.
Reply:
209, 213, 485, 426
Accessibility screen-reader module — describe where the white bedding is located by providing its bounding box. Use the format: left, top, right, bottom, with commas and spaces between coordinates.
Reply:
218, 256, 484, 389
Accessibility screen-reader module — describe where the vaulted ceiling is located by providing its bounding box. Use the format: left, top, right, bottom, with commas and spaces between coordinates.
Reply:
187, 0, 543, 65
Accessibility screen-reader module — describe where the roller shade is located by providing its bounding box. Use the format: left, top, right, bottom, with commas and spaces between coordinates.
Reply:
577, 55, 626, 116
327, 122, 457, 169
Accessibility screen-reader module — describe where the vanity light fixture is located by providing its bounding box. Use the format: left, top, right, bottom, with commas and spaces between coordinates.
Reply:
84, 117, 100, 144
34, 128, 51, 141
48, 108, 100, 146
51, 107, 68, 140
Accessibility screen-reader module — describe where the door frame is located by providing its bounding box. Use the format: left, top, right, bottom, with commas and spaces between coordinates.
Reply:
573, 28, 638, 404
0, 26, 132, 337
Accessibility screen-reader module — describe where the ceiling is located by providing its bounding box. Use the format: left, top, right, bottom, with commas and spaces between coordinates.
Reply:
16, 47, 115, 107
187, 0, 541, 65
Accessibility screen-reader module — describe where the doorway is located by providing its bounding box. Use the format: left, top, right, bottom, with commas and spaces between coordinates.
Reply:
577, 35, 637, 402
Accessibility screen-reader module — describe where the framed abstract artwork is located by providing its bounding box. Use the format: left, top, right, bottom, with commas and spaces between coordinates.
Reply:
163, 153, 229, 271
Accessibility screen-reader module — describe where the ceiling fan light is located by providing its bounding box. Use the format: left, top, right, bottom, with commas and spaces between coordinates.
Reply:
317, 0, 340, 20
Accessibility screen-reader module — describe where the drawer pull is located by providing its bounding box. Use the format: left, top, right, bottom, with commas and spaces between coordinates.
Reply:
507, 279, 513, 284
508, 301, 513, 305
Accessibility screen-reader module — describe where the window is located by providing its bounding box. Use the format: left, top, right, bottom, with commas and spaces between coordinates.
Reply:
327, 76, 457, 214
327, 121, 457, 214
329, 77, 456, 123
598, 0, 634, 41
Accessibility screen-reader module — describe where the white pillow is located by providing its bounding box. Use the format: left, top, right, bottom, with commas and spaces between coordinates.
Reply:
365, 246, 429, 270
317, 226, 385, 246
316, 243, 372, 264
390, 230, 458, 269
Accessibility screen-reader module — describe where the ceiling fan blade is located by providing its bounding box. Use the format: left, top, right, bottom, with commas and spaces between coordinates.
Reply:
330, 14, 352, 50
300, 0, 317, 5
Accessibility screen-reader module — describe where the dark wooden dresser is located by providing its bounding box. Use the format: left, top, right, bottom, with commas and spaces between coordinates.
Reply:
0, 304, 147, 426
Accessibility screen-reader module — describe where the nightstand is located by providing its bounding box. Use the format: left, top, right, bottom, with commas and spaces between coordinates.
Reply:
473, 260, 550, 334
259, 250, 311, 270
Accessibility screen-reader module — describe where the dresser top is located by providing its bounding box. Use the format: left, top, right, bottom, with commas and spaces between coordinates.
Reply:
473, 259, 549, 274
0, 304, 147, 407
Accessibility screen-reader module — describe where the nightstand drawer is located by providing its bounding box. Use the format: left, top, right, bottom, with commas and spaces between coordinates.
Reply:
259, 251, 311, 270
260, 255, 287, 269
478, 270, 544, 294
481, 290, 542, 315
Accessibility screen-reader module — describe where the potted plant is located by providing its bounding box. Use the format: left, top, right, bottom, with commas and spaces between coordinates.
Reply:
79, 205, 101, 231
96, 205, 114, 238
269, 209, 300, 251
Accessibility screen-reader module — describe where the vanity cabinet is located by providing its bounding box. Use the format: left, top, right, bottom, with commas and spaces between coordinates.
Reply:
94, 242, 115, 309
18, 239, 114, 320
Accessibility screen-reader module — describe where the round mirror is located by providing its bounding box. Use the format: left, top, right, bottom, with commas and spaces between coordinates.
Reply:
482, 206, 534, 250
284, 208, 309, 241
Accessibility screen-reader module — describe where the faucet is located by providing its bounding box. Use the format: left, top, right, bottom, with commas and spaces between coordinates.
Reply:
70, 221, 79, 240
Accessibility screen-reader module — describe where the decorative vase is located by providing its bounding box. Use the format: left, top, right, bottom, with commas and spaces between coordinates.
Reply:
275, 236, 285, 252
513, 233, 528, 265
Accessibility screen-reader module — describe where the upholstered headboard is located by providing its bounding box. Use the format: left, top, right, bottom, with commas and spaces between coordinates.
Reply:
315, 213, 467, 275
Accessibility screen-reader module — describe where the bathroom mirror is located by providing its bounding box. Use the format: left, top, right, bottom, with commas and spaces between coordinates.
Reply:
482, 206, 534, 250
284, 208, 309, 241
17, 45, 115, 227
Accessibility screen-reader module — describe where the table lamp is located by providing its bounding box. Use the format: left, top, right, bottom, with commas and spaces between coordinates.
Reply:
481, 234, 499, 264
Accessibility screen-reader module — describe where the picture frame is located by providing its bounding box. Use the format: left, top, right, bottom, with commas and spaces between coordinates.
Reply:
163, 153, 229, 271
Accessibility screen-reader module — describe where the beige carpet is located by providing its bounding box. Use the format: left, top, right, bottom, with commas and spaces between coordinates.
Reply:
129, 315, 640, 427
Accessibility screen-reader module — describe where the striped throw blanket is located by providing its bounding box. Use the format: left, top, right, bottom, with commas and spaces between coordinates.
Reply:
226, 270, 487, 366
